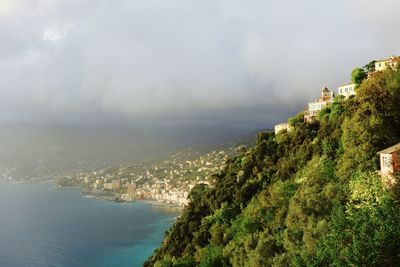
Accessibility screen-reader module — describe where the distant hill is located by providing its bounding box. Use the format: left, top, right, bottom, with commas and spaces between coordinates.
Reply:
0, 125, 160, 179
225, 128, 267, 148
0, 124, 265, 180
61, 128, 266, 188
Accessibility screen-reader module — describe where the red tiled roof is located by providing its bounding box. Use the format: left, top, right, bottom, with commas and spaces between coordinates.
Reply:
376, 56, 400, 63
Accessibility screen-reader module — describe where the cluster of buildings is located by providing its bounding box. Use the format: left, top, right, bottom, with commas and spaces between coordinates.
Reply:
274, 55, 400, 134
304, 86, 335, 123
0, 166, 15, 180
118, 178, 211, 206
65, 148, 234, 206
274, 55, 400, 184
375, 56, 400, 72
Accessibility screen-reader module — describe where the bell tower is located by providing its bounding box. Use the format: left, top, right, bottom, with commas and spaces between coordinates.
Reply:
321, 85, 330, 98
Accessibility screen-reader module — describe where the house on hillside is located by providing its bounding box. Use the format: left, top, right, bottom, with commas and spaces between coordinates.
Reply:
304, 86, 334, 123
337, 82, 356, 99
378, 143, 400, 184
375, 56, 400, 72
274, 123, 293, 134
112, 179, 121, 191
103, 182, 113, 190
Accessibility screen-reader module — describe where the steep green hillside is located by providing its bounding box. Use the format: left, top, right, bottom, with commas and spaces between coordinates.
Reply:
145, 68, 400, 266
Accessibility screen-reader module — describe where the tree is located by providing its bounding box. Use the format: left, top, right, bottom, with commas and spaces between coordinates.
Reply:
288, 111, 305, 127
173, 255, 196, 267
364, 60, 376, 74
315, 173, 400, 266
198, 246, 229, 267
351, 67, 367, 86
338, 71, 399, 179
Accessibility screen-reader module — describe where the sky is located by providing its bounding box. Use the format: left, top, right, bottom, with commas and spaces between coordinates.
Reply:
1, 0, 400, 136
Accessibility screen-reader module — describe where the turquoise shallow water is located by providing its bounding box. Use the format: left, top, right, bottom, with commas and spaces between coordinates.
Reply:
0, 181, 179, 267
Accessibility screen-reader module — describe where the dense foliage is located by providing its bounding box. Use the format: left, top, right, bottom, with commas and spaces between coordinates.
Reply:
351, 68, 367, 87
145, 68, 400, 267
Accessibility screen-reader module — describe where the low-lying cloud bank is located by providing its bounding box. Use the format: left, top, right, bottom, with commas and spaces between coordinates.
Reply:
1, 0, 400, 129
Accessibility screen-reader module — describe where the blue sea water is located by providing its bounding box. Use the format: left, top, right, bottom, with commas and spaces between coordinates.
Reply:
0, 181, 179, 267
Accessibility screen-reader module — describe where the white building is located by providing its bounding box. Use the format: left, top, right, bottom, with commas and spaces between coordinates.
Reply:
274, 123, 293, 134
177, 197, 189, 206
338, 82, 356, 99
103, 183, 113, 190
375, 56, 400, 72
304, 86, 334, 123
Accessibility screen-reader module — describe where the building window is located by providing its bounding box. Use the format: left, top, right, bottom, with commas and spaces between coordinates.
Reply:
383, 155, 392, 168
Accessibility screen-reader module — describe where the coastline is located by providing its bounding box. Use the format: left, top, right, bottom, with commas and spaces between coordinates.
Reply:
79, 188, 184, 210
2, 178, 185, 211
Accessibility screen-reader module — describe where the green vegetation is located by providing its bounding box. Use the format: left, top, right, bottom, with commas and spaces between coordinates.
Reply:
351, 67, 367, 87
145, 67, 400, 266
364, 60, 376, 74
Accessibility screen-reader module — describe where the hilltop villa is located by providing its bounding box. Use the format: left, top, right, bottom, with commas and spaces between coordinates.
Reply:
304, 86, 334, 123
273, 54, 399, 134
274, 123, 293, 134
337, 82, 356, 99
337, 55, 399, 98
378, 143, 400, 184
375, 56, 400, 72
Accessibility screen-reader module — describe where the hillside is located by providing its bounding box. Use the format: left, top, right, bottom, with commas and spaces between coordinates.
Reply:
0, 124, 256, 181
145, 67, 400, 266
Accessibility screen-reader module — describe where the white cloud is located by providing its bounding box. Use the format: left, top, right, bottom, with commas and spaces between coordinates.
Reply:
43, 24, 74, 42
43, 27, 63, 42
0, 1, 17, 16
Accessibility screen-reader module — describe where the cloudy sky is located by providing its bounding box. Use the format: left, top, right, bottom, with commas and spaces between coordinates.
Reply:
1, 0, 400, 135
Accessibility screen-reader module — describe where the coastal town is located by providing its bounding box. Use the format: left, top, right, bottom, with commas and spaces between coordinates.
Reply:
57, 146, 245, 207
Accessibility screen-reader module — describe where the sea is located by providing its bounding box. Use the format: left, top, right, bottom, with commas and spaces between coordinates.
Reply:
0, 180, 180, 267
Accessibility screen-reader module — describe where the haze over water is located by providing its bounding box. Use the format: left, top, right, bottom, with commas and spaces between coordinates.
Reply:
0, 181, 179, 267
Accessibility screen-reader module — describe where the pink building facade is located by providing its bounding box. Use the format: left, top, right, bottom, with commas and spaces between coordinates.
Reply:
378, 143, 400, 184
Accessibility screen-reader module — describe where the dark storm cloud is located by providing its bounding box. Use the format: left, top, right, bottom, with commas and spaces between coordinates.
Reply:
1, 0, 400, 129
